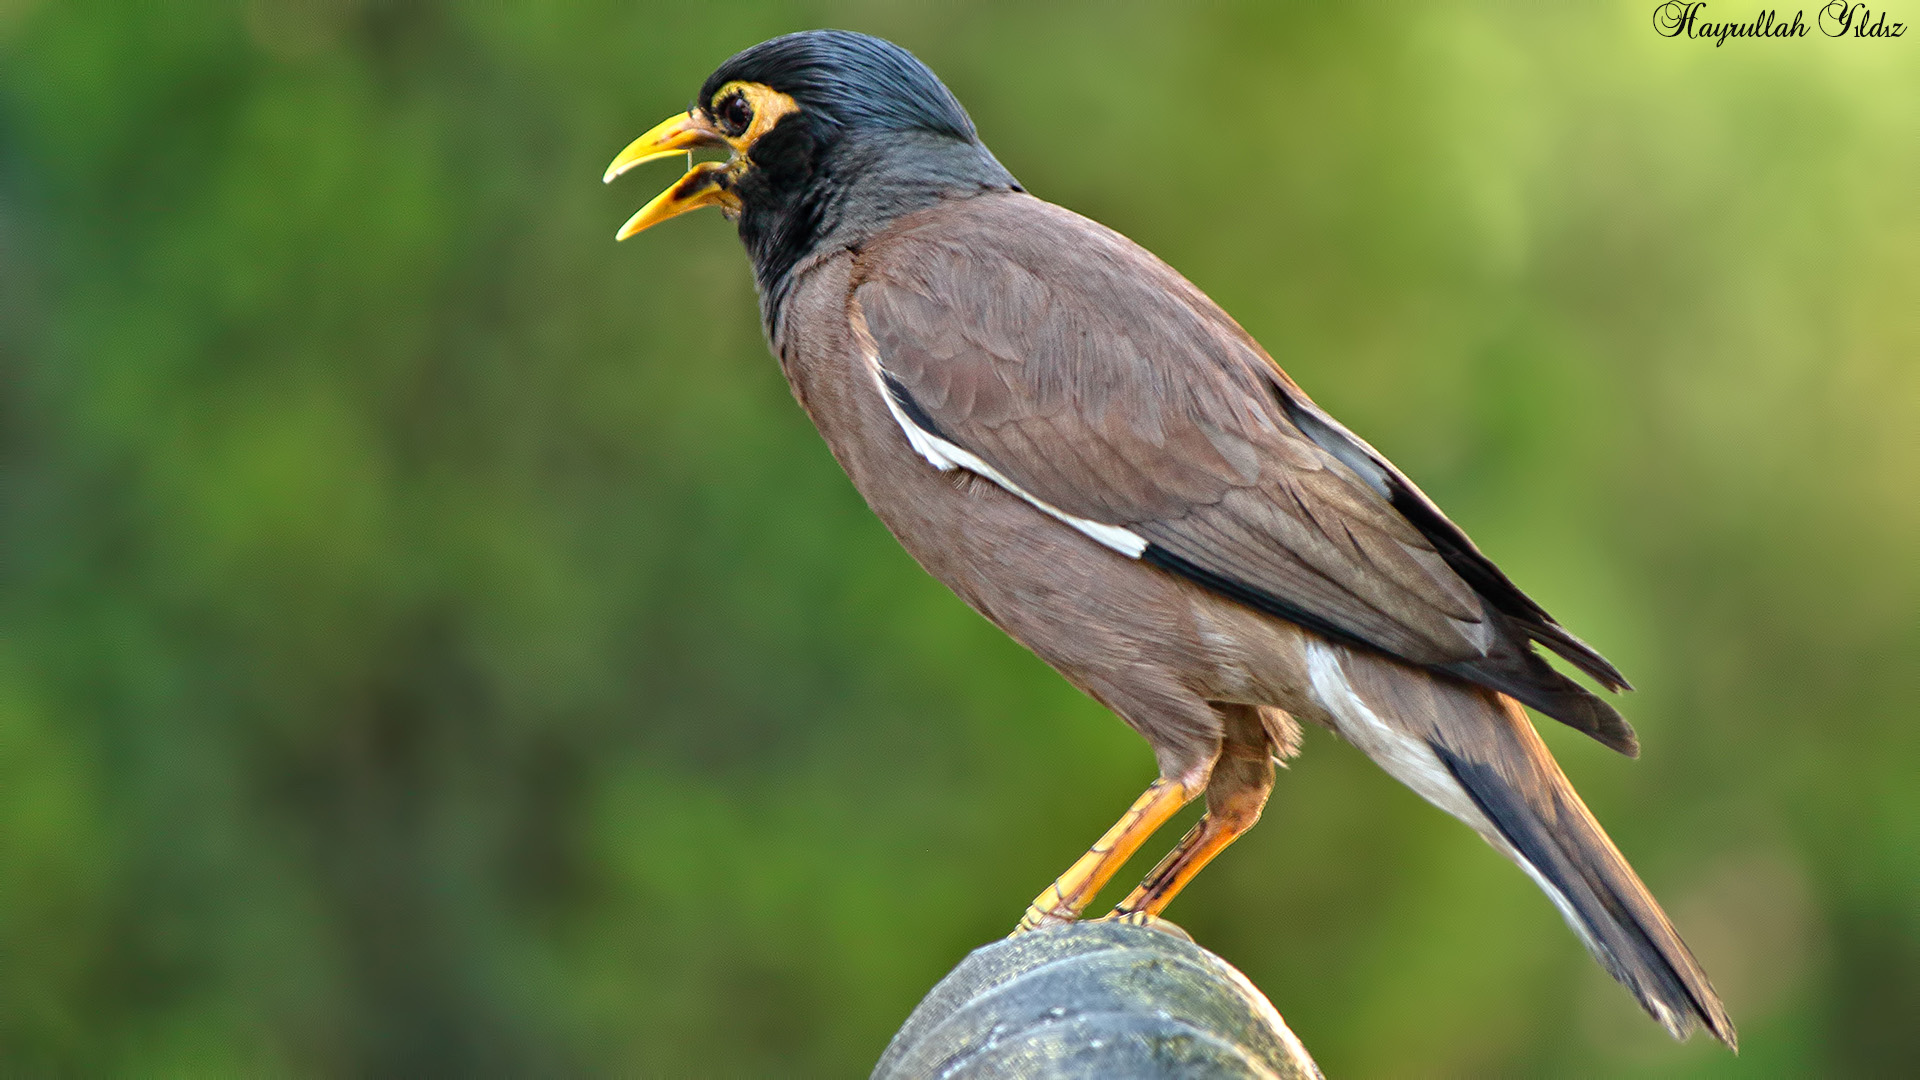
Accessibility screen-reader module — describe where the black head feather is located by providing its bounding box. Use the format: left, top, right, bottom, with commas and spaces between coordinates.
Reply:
701, 30, 979, 141
695, 31, 1018, 316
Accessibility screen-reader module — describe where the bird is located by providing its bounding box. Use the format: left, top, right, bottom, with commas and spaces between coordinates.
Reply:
604, 29, 1735, 1048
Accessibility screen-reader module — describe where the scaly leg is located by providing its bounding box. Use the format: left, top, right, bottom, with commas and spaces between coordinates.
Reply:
1013, 778, 1193, 933
1106, 811, 1254, 921
1109, 727, 1274, 921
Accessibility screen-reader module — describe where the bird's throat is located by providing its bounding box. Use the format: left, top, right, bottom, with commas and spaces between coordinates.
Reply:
743, 130, 1018, 324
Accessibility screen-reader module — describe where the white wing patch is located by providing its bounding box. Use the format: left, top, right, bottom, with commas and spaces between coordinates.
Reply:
868, 354, 1148, 559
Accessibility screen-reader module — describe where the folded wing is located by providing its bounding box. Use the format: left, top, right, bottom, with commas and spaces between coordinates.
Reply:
853, 194, 1636, 754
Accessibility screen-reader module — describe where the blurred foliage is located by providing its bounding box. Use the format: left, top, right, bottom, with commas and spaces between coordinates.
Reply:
1, 1, 1915, 1074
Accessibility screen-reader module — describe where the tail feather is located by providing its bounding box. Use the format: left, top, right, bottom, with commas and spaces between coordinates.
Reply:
1314, 643, 1736, 1048
1430, 726, 1736, 1047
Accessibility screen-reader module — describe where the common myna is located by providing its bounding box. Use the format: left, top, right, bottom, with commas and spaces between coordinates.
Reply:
606, 30, 1734, 1047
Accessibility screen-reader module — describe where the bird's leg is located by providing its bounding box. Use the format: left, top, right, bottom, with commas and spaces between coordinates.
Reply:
1108, 738, 1273, 922
1013, 777, 1193, 933
1104, 813, 1249, 922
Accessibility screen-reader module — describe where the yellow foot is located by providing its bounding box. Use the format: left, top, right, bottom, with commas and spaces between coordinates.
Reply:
1006, 778, 1194, 937
1011, 878, 1082, 935
1010, 904, 1075, 936
1095, 909, 1193, 942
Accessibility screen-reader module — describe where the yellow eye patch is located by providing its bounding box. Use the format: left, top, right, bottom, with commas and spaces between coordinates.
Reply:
707, 81, 800, 149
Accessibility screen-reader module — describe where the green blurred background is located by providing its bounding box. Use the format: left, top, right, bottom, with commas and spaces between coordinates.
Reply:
2, 1, 1914, 1074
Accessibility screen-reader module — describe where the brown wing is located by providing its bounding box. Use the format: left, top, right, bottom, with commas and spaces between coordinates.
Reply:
853, 193, 1636, 754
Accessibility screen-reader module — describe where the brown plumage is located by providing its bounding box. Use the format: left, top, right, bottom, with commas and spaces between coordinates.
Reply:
608, 30, 1735, 1049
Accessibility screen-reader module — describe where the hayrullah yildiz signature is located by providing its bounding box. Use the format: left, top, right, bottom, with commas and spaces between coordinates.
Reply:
1654, 2, 1907, 42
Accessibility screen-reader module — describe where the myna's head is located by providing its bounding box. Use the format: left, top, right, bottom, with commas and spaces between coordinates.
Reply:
606, 31, 1016, 285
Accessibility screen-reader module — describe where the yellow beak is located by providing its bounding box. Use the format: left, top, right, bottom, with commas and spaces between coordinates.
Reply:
604, 111, 738, 240
613, 161, 737, 241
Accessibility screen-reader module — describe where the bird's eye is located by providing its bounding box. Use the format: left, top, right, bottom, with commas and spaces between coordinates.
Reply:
716, 93, 754, 136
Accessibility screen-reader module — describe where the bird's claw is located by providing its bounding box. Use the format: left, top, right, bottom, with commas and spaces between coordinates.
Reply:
1009, 904, 1076, 936
1094, 909, 1194, 942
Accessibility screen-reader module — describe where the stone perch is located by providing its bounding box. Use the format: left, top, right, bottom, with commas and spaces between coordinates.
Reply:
873, 921, 1322, 1079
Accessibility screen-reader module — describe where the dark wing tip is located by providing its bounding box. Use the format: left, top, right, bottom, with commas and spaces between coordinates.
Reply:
1276, 389, 1640, 697
1569, 693, 1641, 758
1439, 651, 1641, 756
1530, 622, 1634, 693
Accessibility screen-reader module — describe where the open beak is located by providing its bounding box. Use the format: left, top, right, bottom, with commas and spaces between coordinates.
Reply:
604, 111, 738, 240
